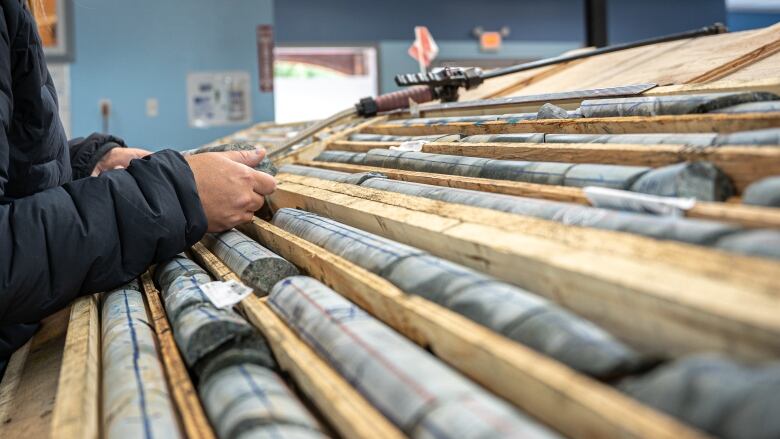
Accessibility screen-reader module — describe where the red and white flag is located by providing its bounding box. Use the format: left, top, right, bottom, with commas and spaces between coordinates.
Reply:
408, 26, 438, 72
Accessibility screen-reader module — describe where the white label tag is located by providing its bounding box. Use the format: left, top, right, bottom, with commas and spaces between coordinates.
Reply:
390, 140, 428, 152
200, 280, 253, 309
584, 186, 696, 217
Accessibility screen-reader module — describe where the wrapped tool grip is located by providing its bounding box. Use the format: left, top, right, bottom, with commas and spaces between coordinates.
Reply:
356, 86, 434, 116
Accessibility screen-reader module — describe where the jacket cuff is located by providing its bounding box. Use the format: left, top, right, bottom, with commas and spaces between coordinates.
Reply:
69, 133, 127, 180
132, 150, 208, 249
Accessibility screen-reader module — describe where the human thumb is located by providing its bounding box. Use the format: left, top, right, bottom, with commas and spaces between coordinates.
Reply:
221, 147, 266, 167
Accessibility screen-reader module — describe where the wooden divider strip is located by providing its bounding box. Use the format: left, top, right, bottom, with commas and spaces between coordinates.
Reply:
140, 273, 216, 439
237, 218, 708, 439
362, 113, 780, 136
0, 308, 69, 438
50, 295, 101, 439
189, 243, 405, 439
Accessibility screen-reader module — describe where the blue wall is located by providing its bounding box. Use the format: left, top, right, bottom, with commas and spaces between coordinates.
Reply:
70, 0, 274, 151
728, 11, 780, 30
607, 0, 726, 42
275, 0, 584, 42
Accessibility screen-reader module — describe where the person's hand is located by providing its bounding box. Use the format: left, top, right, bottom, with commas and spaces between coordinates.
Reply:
185, 147, 277, 232
92, 147, 151, 176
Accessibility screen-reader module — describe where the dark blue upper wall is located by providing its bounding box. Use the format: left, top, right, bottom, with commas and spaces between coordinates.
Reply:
276, 0, 727, 45
607, 0, 727, 43
275, 0, 584, 42
728, 11, 780, 30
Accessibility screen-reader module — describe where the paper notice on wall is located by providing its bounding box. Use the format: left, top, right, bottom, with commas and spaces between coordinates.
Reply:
583, 186, 696, 217
187, 71, 252, 128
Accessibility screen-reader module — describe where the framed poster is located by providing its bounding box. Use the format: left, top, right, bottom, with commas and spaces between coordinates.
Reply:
29, 0, 75, 62
187, 71, 252, 128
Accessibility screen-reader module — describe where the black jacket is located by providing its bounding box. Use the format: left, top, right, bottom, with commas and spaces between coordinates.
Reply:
0, 0, 207, 361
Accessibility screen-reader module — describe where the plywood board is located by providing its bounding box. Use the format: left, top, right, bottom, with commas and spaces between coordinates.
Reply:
506, 24, 780, 96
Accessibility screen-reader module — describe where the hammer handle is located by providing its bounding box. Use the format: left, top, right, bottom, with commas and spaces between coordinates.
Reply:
374, 86, 434, 113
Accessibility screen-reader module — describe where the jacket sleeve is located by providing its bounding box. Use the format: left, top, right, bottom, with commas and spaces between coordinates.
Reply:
0, 150, 208, 324
69, 133, 127, 180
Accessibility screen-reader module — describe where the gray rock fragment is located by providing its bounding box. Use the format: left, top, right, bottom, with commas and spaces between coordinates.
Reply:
629, 162, 735, 201
313, 150, 366, 164
496, 112, 540, 123
348, 133, 462, 142
272, 209, 642, 378
714, 230, 780, 260
712, 100, 780, 114
581, 92, 778, 117
460, 133, 546, 143
190, 142, 278, 175
536, 103, 574, 119
102, 288, 182, 439
194, 336, 277, 382
234, 426, 330, 439
479, 160, 575, 185
155, 254, 206, 291
155, 255, 213, 320
202, 230, 299, 296
160, 275, 212, 322
278, 164, 385, 185
545, 133, 719, 145
743, 176, 780, 207
387, 115, 499, 126
563, 163, 651, 189
173, 305, 255, 367
364, 149, 490, 177
619, 355, 780, 439
200, 364, 326, 439
269, 276, 561, 438
714, 128, 780, 145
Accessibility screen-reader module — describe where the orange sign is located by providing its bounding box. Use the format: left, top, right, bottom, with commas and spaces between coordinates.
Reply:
480, 31, 502, 51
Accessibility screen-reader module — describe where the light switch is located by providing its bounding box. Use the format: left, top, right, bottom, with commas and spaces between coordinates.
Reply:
146, 98, 159, 117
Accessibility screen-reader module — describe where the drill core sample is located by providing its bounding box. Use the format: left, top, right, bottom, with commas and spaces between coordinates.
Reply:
278, 164, 385, 185
202, 229, 299, 296
743, 176, 780, 207
580, 92, 778, 117
188, 142, 278, 175
312, 150, 367, 164
102, 288, 182, 439
172, 305, 256, 367
629, 162, 734, 201
200, 364, 327, 439
619, 355, 780, 439
272, 208, 641, 378
348, 133, 462, 142
155, 256, 327, 438
269, 276, 561, 439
